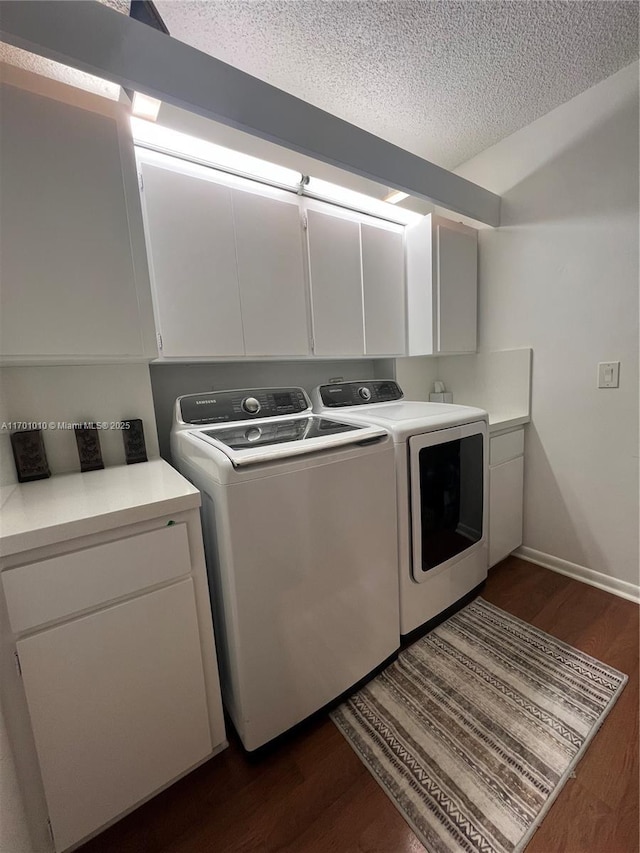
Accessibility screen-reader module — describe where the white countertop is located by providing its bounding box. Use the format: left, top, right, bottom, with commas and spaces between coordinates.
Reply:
0, 459, 200, 558
488, 413, 530, 434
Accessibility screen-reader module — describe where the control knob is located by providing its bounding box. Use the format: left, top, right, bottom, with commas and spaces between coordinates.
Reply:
242, 396, 261, 415
358, 387, 372, 402
245, 427, 262, 443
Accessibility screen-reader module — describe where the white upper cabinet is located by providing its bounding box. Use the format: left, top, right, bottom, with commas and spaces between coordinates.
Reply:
406, 213, 478, 355
306, 202, 406, 357
437, 224, 478, 353
361, 223, 405, 356
232, 188, 309, 357
138, 149, 412, 361
0, 67, 156, 362
139, 154, 311, 359
306, 206, 364, 356
140, 160, 245, 358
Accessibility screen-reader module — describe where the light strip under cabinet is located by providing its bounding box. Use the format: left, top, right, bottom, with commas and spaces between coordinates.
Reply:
303, 177, 422, 225
131, 117, 302, 189
130, 117, 423, 225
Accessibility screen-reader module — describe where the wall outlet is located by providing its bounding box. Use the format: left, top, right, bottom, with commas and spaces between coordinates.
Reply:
597, 361, 620, 388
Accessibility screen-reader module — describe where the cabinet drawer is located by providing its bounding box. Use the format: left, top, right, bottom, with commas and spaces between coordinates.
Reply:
3, 523, 190, 633
490, 428, 524, 466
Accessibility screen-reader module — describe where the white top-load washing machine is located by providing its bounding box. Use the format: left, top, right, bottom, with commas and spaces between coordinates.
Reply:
171, 386, 399, 751
312, 380, 489, 639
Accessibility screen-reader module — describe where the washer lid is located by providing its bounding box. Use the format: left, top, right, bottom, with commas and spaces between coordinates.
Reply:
189, 415, 388, 467
352, 402, 455, 421
312, 399, 488, 441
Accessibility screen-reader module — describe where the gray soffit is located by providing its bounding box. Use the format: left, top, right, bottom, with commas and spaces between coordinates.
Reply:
156, 0, 639, 171
0, 1, 500, 226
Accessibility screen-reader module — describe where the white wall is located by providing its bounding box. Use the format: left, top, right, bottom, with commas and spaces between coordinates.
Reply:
0, 365, 159, 486
0, 377, 17, 489
394, 356, 440, 401
395, 349, 532, 426
455, 62, 639, 588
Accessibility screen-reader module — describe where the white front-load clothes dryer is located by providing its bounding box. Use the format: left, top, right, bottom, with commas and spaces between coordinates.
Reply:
312, 380, 488, 639
171, 386, 399, 751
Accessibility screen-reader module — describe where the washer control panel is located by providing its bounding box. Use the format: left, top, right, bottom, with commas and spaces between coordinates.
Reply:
179, 387, 310, 424
318, 380, 404, 408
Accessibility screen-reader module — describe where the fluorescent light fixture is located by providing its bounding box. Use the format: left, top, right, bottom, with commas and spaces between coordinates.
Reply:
305, 178, 422, 225
130, 117, 302, 188
131, 92, 162, 121
130, 119, 422, 224
384, 189, 410, 204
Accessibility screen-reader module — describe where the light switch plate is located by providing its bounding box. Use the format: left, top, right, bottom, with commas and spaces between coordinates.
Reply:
597, 361, 620, 388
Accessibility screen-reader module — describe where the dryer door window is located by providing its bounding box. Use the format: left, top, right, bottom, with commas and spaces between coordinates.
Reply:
409, 424, 485, 580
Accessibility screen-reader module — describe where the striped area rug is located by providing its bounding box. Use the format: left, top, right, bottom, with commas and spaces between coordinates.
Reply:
331, 598, 627, 853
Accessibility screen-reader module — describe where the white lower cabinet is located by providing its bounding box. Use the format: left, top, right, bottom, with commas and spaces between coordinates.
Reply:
1, 480, 226, 853
489, 429, 525, 567
17, 579, 212, 852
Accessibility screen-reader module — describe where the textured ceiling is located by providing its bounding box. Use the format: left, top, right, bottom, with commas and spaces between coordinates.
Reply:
0, 0, 130, 98
156, 0, 639, 169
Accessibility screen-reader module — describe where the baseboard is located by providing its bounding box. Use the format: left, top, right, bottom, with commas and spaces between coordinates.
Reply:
514, 546, 639, 604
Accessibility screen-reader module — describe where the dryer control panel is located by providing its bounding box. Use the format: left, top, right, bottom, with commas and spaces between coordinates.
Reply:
318, 380, 404, 408
179, 387, 310, 424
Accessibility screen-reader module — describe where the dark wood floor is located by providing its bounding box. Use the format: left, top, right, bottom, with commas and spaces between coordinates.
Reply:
80, 558, 639, 853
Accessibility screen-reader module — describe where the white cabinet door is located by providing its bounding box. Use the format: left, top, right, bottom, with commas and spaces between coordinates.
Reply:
405, 216, 435, 355
0, 83, 146, 359
361, 223, 405, 355
140, 161, 245, 357
437, 225, 477, 353
307, 208, 364, 356
17, 579, 212, 852
233, 189, 309, 356
489, 455, 524, 567
406, 214, 477, 356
